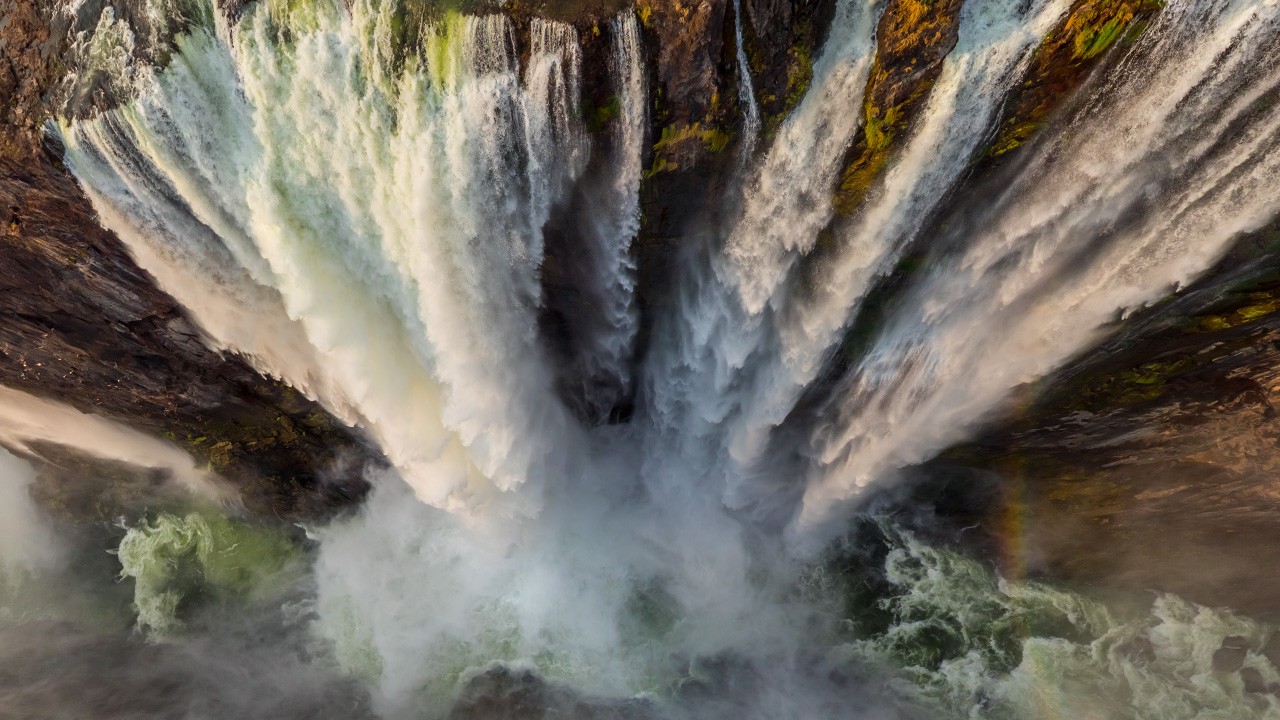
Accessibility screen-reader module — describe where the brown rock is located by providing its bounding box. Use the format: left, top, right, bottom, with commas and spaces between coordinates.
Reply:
832, 0, 965, 216
0, 0, 62, 159
1241, 667, 1268, 694
1261, 632, 1280, 668
987, 0, 1161, 159
1214, 636, 1249, 673
741, 0, 836, 135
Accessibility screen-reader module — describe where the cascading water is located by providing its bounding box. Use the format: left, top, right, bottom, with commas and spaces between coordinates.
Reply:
6, 0, 1280, 715
732, 0, 761, 155
546, 12, 646, 423
796, 0, 1280, 542
639, 0, 879, 517
64, 1, 599, 517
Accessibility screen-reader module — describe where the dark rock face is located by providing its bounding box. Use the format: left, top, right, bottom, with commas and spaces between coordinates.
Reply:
0, 147, 377, 520
23, 442, 195, 524
0, 0, 61, 157
3, 0, 197, 132
629, 0, 744, 344
535, 17, 644, 425
638, 0, 736, 142
742, 0, 834, 136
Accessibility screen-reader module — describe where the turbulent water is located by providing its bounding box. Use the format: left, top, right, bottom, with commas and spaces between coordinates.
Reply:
4, 0, 1280, 716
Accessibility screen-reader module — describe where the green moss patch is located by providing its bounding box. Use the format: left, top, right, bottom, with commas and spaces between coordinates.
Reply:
643, 122, 733, 177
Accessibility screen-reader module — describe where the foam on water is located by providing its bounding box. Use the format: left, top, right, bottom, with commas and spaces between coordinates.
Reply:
841, 524, 1280, 720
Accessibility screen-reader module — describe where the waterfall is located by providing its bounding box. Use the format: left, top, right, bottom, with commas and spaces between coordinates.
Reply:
718, 0, 1074, 516
50, 0, 1280, 544
601, 12, 646, 402
732, 0, 762, 153
32, 0, 1280, 714
0, 448, 62, 580
639, 0, 879, 509
0, 384, 224, 499
793, 0, 1280, 545
556, 13, 646, 424
62, 2, 607, 517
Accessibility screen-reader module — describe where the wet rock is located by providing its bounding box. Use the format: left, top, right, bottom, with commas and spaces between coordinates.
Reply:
1262, 632, 1280, 668
629, 0, 740, 345
832, 0, 966, 216
1241, 667, 1268, 694
987, 0, 1162, 160
1213, 637, 1248, 673
741, 0, 836, 135
22, 443, 189, 525
0, 0, 62, 159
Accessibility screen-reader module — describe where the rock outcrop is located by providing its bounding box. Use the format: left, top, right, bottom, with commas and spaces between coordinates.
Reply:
742, 0, 833, 136
1, 0, 62, 157
447, 665, 655, 720
832, 0, 965, 216
631, 0, 742, 328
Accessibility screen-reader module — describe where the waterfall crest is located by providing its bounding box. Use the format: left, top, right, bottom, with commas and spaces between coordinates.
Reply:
61, 2, 657, 518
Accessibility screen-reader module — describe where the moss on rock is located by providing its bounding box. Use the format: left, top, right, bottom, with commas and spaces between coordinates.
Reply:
987, 0, 1163, 159
831, 0, 965, 217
